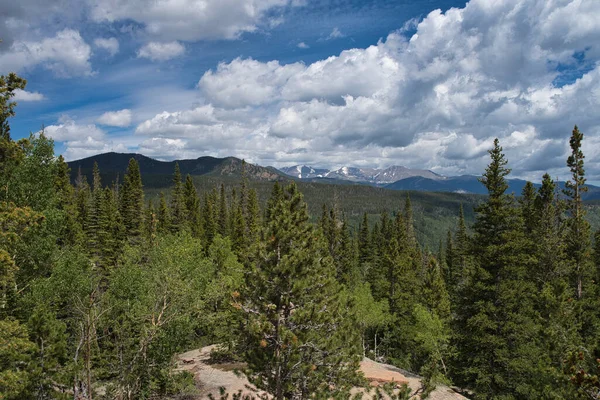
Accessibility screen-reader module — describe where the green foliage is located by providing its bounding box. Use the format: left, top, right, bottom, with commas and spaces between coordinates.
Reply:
120, 158, 144, 240
0, 319, 36, 399
237, 182, 362, 399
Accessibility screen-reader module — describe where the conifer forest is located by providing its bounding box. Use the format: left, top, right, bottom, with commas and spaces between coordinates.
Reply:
2, 75, 600, 400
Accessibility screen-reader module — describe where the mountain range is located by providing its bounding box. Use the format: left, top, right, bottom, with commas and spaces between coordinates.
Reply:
67, 153, 600, 200
279, 165, 443, 185
68, 152, 282, 188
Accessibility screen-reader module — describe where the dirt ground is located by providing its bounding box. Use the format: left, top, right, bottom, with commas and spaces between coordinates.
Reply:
176, 346, 468, 399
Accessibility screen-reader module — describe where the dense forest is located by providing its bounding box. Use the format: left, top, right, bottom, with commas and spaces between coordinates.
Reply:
2, 75, 600, 400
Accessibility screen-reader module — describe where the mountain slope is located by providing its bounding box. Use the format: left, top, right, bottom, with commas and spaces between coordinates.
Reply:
279, 164, 444, 185
68, 152, 283, 188
386, 175, 600, 200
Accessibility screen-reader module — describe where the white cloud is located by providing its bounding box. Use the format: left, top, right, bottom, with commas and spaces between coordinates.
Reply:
198, 58, 304, 108
0, 29, 93, 77
97, 109, 132, 127
43, 115, 105, 142
63, 137, 128, 161
327, 27, 344, 40
134, 0, 600, 181
13, 89, 45, 102
94, 37, 119, 56
137, 41, 185, 61
297, 42, 309, 49
89, 0, 297, 42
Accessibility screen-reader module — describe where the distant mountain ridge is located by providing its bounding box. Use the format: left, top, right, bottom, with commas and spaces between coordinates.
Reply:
68, 152, 282, 188
279, 164, 444, 185
385, 175, 600, 200
67, 153, 600, 201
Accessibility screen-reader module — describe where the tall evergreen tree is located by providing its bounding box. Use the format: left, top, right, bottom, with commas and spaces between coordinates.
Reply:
237, 182, 361, 399
203, 190, 218, 248
563, 125, 592, 300
157, 192, 170, 234
120, 158, 144, 240
218, 184, 228, 237
87, 162, 104, 258
246, 188, 261, 246
358, 212, 370, 265
183, 174, 202, 237
169, 163, 185, 233
453, 139, 543, 398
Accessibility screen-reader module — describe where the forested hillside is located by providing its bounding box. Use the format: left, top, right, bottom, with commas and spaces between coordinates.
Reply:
2, 74, 600, 400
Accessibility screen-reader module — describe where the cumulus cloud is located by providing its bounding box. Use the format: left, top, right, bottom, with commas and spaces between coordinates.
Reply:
0, 29, 93, 77
44, 115, 105, 142
97, 109, 132, 127
94, 37, 119, 56
89, 0, 297, 41
137, 41, 185, 61
135, 0, 600, 180
42, 115, 134, 160
13, 89, 45, 102
297, 42, 309, 49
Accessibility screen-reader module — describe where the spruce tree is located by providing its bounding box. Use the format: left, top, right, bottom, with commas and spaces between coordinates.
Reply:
183, 174, 202, 237
203, 190, 218, 248
120, 158, 144, 240
453, 139, 543, 398
237, 182, 362, 399
144, 199, 157, 242
55, 155, 81, 245
87, 162, 103, 258
358, 212, 370, 265
563, 125, 592, 300
520, 181, 537, 234
218, 184, 228, 236
246, 188, 261, 246
169, 163, 185, 233
157, 192, 170, 234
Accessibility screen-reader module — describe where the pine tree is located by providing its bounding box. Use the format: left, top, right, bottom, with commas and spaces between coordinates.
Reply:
55, 155, 81, 245
144, 199, 157, 242
358, 212, 370, 265
183, 174, 202, 237
532, 174, 578, 396
563, 125, 592, 300
218, 184, 228, 236
404, 194, 417, 250
246, 188, 261, 246
120, 158, 144, 240
453, 139, 543, 398
445, 229, 454, 283
157, 192, 170, 234
169, 163, 185, 233
265, 181, 283, 223
422, 255, 450, 320
87, 162, 103, 258
237, 182, 361, 399
453, 204, 472, 289
203, 190, 218, 248
520, 181, 537, 235
74, 167, 91, 233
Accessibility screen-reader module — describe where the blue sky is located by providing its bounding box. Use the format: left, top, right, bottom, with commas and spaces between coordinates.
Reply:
2, 0, 600, 182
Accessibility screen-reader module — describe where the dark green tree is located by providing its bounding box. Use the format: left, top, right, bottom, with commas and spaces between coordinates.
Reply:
453, 139, 544, 398
237, 182, 362, 399
120, 158, 144, 240
183, 174, 202, 237
563, 125, 592, 301
157, 192, 170, 234
170, 163, 185, 233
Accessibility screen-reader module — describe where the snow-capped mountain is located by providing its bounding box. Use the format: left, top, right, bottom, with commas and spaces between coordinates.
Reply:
279, 165, 330, 179
279, 165, 445, 185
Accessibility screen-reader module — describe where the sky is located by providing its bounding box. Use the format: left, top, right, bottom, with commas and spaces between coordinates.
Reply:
2, 0, 600, 182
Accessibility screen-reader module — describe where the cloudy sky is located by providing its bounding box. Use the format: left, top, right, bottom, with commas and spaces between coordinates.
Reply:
2, 0, 600, 182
